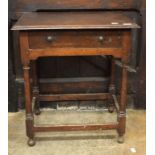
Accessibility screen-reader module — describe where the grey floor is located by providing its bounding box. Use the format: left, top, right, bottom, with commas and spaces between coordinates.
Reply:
9, 109, 146, 155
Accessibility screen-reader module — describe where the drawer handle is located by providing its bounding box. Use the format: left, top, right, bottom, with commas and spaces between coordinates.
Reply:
98, 36, 104, 42
46, 36, 53, 42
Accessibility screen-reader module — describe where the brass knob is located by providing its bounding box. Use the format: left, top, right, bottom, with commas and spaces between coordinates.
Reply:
98, 36, 104, 42
108, 38, 112, 42
46, 36, 53, 42
118, 36, 121, 39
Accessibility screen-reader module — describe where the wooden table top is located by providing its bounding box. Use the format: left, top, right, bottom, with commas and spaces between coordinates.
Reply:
12, 11, 140, 30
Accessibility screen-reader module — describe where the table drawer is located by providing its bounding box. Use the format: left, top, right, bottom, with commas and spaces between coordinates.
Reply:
28, 30, 123, 49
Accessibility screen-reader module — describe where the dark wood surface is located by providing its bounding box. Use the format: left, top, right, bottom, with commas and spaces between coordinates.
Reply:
11, 0, 139, 16
39, 93, 110, 102
28, 30, 123, 49
39, 77, 109, 94
34, 124, 118, 132
135, 0, 146, 109
19, 30, 131, 60
12, 12, 139, 30
8, 22, 18, 112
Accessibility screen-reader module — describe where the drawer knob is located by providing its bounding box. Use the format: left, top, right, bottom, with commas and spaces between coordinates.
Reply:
108, 38, 112, 42
46, 36, 53, 42
98, 36, 104, 42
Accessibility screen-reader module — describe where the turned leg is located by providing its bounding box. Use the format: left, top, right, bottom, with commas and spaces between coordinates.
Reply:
23, 65, 35, 146
108, 57, 115, 113
32, 60, 41, 115
117, 62, 128, 143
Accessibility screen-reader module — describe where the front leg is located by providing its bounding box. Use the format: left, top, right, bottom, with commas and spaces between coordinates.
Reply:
117, 62, 128, 143
23, 65, 35, 146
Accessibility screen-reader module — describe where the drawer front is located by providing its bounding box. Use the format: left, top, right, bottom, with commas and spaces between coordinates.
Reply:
28, 30, 123, 49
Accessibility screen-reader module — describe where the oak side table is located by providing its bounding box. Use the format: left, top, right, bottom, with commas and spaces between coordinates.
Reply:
12, 11, 139, 146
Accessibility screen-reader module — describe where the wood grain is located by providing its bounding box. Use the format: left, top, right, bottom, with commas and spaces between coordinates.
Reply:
28, 30, 122, 49
11, 12, 140, 30
34, 124, 118, 132
11, 0, 138, 13
39, 93, 110, 102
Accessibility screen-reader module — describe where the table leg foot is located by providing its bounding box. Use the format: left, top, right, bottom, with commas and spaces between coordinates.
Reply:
27, 138, 36, 146
34, 108, 41, 115
108, 106, 114, 113
117, 135, 124, 143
